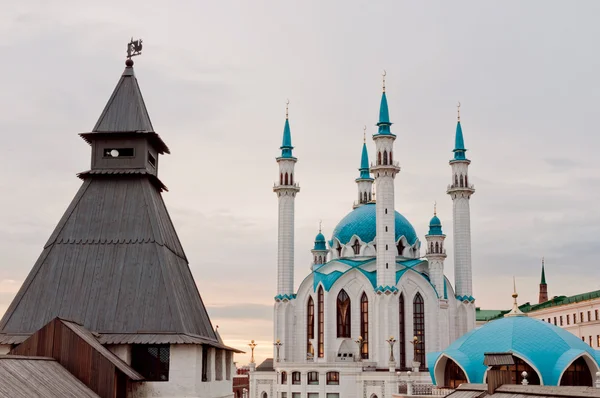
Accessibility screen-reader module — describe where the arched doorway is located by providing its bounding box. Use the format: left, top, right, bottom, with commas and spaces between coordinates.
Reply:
560, 357, 593, 386
444, 359, 467, 388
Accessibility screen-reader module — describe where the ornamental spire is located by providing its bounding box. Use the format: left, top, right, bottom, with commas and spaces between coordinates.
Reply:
358, 131, 371, 179
452, 102, 468, 161
505, 277, 526, 317
280, 100, 294, 158
541, 257, 546, 284
376, 71, 393, 135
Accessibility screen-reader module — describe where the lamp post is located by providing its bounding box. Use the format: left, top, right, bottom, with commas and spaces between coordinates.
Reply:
386, 336, 397, 363
355, 336, 364, 361
274, 339, 283, 362
249, 340, 257, 364
409, 335, 420, 371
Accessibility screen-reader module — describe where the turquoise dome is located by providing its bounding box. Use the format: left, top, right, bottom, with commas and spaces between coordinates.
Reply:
428, 316, 600, 386
313, 232, 327, 251
331, 203, 418, 245
428, 215, 443, 236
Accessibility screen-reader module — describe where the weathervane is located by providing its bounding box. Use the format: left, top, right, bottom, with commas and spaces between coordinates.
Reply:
126, 38, 143, 61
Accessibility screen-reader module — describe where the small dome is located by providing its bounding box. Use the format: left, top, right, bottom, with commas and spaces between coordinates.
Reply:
313, 232, 327, 251
428, 316, 600, 386
428, 215, 443, 236
331, 203, 418, 246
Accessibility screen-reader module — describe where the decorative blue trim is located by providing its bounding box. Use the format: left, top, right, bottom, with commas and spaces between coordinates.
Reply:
274, 293, 297, 302
456, 295, 475, 303
375, 285, 398, 294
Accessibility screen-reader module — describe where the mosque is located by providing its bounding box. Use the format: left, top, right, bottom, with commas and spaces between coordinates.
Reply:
250, 78, 477, 398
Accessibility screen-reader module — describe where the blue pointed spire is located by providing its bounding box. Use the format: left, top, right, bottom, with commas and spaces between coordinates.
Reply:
375, 72, 394, 136
453, 103, 468, 161
358, 142, 372, 180
279, 102, 294, 159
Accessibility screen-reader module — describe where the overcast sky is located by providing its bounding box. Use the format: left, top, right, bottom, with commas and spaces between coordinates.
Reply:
1, 0, 599, 365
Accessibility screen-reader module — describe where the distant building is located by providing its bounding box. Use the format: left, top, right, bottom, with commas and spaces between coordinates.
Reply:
0, 54, 241, 398
251, 78, 477, 397
476, 261, 600, 349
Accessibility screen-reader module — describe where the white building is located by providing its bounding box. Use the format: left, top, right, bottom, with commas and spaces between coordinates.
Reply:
251, 78, 477, 398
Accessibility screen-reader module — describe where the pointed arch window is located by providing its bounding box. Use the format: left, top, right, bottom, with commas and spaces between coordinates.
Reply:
318, 287, 324, 358
413, 293, 426, 368
280, 173, 283, 185
360, 293, 369, 359
307, 297, 315, 357
454, 175, 458, 187
336, 245, 342, 258
378, 152, 382, 165
290, 173, 294, 185
435, 242, 439, 253
397, 241, 405, 256
383, 150, 388, 165
352, 240, 361, 255
560, 357, 592, 386
336, 290, 351, 338
430, 242, 434, 253
389, 151, 393, 163
399, 293, 406, 369
459, 174, 464, 187
464, 175, 468, 187
285, 172, 289, 185
444, 359, 468, 388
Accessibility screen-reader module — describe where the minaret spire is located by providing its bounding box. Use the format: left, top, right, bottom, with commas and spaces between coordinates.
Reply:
505, 277, 526, 317
538, 257, 548, 303
447, 103, 476, 335
354, 127, 374, 208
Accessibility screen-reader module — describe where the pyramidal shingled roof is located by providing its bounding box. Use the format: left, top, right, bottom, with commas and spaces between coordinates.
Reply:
0, 60, 218, 344
93, 65, 154, 133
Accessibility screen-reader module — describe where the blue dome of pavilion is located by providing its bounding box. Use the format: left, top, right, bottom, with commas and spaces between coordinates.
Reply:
331, 203, 418, 246
428, 315, 600, 386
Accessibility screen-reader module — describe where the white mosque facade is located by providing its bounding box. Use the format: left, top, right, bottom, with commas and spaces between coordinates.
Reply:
250, 82, 476, 398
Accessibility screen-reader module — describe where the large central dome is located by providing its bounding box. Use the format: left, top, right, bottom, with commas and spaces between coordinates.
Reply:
331, 203, 418, 245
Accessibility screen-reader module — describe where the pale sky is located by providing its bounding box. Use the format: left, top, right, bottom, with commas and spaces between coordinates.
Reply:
0, 0, 599, 366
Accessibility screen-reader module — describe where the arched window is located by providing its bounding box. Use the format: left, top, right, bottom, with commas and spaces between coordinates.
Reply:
262, 392, 267, 398
336, 245, 342, 258
280, 173, 283, 185
292, 371, 301, 384
318, 287, 324, 358
337, 290, 351, 338
389, 151, 393, 163
290, 173, 294, 185
459, 174, 464, 187
360, 292, 369, 359
464, 175, 468, 187
368, 192, 372, 201
363, 192, 368, 203
397, 241, 405, 256
307, 297, 314, 357
454, 175, 458, 187
326, 371, 339, 385
378, 152, 382, 165
399, 293, 406, 369
383, 150, 388, 165
560, 357, 592, 386
435, 242, 439, 253
285, 172, 289, 185
281, 371, 287, 384
413, 293, 426, 367
444, 359, 467, 388
352, 240, 361, 255
430, 242, 434, 253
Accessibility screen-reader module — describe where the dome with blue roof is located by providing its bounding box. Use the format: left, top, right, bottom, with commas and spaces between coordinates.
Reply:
313, 232, 327, 251
331, 203, 418, 246
428, 315, 600, 386
427, 215, 443, 236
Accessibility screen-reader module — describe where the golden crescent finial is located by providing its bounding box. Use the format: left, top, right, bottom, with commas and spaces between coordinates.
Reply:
434, 201, 437, 216
457, 101, 461, 122
286, 99, 290, 119
382, 70, 386, 93
319, 220, 322, 233
363, 125, 367, 143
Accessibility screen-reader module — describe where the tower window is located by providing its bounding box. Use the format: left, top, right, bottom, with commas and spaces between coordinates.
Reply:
280, 173, 283, 185
104, 148, 134, 158
385, 208, 388, 214
385, 226, 388, 232
389, 151, 393, 163
413, 293, 426, 368
383, 150, 388, 165
352, 240, 361, 255
385, 244, 388, 250
378, 152, 382, 165
386, 263, 388, 269
459, 174, 464, 187
435, 242, 439, 253
397, 241, 405, 256
399, 293, 406, 368
148, 152, 156, 167
465, 175, 468, 187
132, 344, 170, 381
454, 175, 458, 187
285, 172, 289, 185
290, 173, 294, 185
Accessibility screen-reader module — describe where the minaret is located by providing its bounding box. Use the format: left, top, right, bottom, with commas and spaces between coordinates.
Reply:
273, 102, 300, 301
354, 127, 374, 209
538, 258, 548, 303
311, 222, 328, 270
447, 103, 476, 334
370, 72, 401, 290
425, 203, 446, 298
